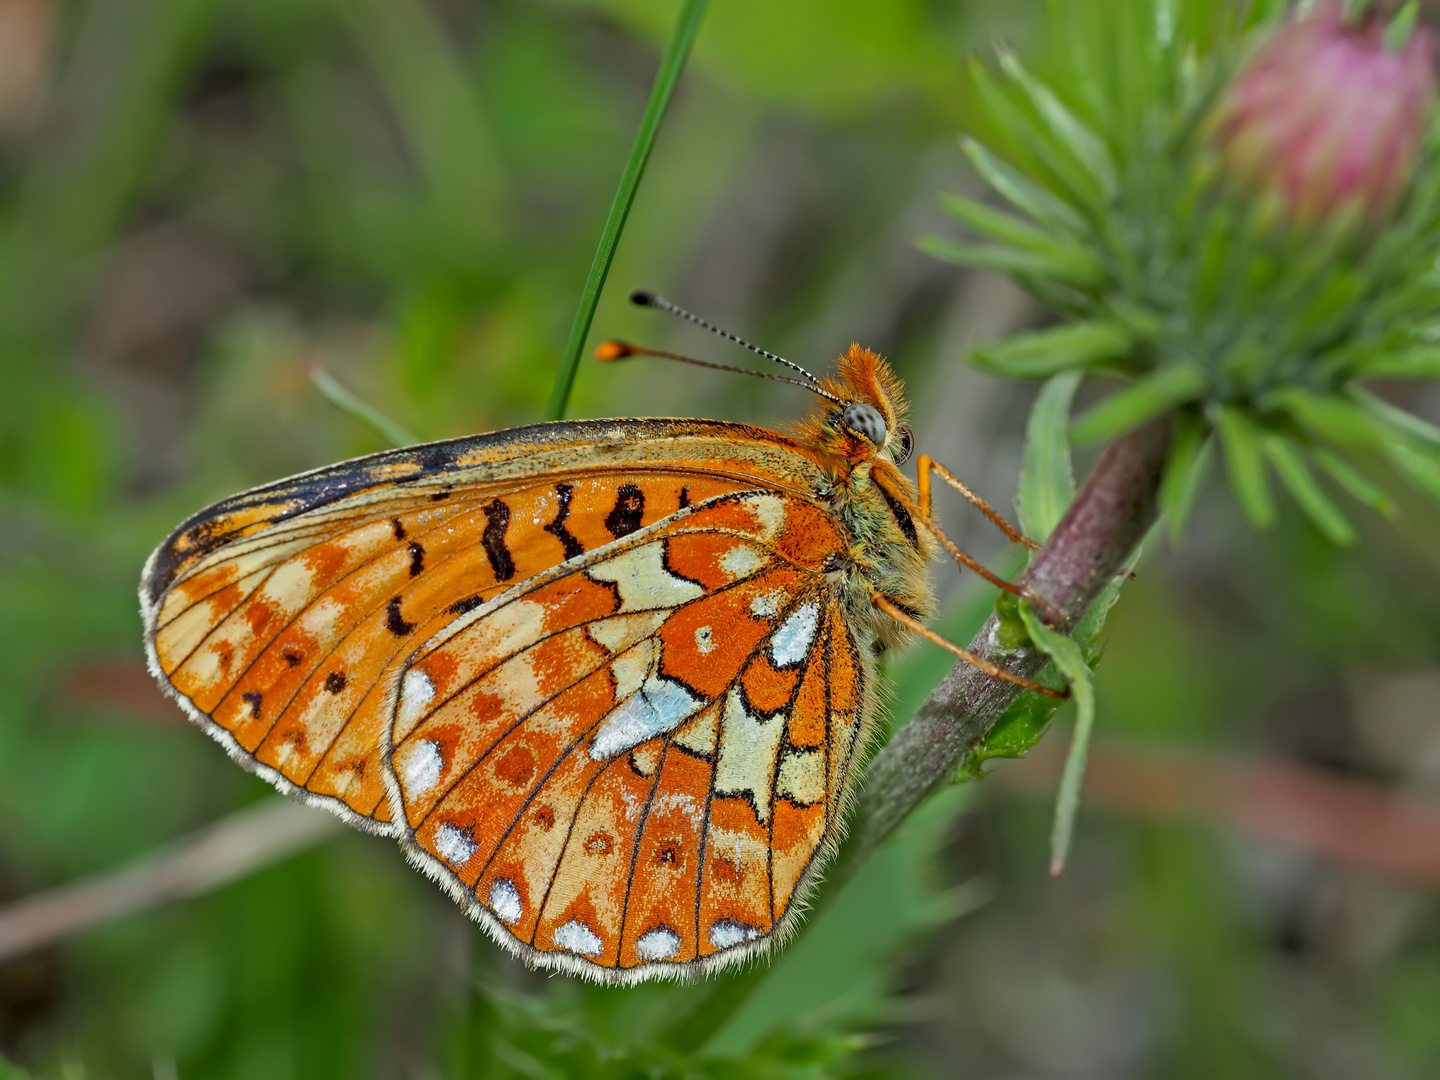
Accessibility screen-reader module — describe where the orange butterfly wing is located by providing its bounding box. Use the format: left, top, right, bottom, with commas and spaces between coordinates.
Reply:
141, 418, 874, 980
386, 489, 868, 979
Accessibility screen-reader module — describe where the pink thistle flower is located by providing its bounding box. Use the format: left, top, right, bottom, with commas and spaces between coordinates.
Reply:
1214, 3, 1437, 223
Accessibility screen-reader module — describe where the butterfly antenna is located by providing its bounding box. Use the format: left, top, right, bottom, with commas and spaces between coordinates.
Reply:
629, 290, 842, 404
596, 341, 834, 396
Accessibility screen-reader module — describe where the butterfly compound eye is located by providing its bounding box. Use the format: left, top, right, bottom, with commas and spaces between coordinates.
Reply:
841, 402, 887, 446
891, 424, 914, 465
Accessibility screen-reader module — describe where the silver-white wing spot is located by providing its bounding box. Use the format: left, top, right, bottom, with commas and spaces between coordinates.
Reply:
488, 879, 523, 924
588, 542, 704, 613
769, 600, 819, 667
434, 824, 478, 866
749, 590, 785, 619
395, 669, 436, 742
718, 543, 767, 581
635, 927, 681, 961
399, 739, 444, 798
709, 919, 761, 949
555, 919, 603, 956
590, 676, 702, 760
747, 493, 787, 540
694, 625, 715, 655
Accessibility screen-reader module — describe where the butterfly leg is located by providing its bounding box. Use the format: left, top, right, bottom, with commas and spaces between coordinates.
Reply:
870, 592, 1067, 699
886, 460, 1062, 624
916, 455, 1041, 551
887, 488, 1066, 624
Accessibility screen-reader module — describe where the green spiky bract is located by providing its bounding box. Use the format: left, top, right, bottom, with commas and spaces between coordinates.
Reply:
925, 0, 1440, 542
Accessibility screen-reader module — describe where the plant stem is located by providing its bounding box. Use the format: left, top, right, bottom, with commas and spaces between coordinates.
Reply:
544, 0, 708, 422
309, 366, 419, 448
845, 417, 1172, 870
662, 417, 1172, 1053
0, 801, 341, 963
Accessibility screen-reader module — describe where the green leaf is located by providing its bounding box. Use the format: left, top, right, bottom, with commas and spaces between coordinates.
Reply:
995, 46, 1117, 198
1310, 447, 1396, 519
960, 556, 1131, 783
1159, 410, 1211, 542
1069, 548, 1136, 656
1286, 268, 1362, 350
1018, 372, 1081, 542
545, 0, 708, 421
1018, 603, 1097, 878
1106, 297, 1166, 343
1350, 386, 1440, 449
1070, 363, 1205, 446
1213, 405, 1275, 528
1385, 0, 1420, 51
1356, 346, 1440, 379
916, 234, 1102, 288
955, 690, 1058, 782
309, 366, 419, 448
961, 137, 1088, 235
970, 321, 1133, 378
939, 192, 1106, 285
1271, 388, 1391, 451
1282, 388, 1440, 504
1383, 440, 1440, 502
1264, 435, 1357, 545
1192, 204, 1235, 318
969, 59, 1107, 216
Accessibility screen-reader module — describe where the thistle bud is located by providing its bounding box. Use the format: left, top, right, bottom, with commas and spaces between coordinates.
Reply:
1214, 3, 1437, 223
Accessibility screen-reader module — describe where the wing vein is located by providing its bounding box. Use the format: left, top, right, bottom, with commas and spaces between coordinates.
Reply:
615, 740, 671, 964
527, 754, 617, 946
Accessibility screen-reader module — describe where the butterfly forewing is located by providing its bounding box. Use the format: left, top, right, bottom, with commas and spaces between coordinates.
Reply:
386, 490, 861, 977
142, 421, 812, 835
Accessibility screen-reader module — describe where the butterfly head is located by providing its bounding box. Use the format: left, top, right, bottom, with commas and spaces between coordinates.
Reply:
803, 344, 915, 470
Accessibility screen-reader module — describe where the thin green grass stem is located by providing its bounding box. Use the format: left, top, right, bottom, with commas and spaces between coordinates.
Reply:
544, 0, 708, 422
309, 366, 419, 448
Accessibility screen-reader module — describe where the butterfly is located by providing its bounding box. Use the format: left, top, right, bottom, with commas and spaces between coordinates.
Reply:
139, 291, 1060, 984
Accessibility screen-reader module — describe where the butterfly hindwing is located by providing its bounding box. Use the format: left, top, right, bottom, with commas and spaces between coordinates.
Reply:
385, 489, 864, 979
141, 420, 816, 835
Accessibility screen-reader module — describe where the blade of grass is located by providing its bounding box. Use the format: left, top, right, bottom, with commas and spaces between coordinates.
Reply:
309, 366, 419, 448
544, 0, 708, 422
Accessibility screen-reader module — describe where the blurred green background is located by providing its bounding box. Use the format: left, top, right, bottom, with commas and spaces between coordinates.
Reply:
3, 0, 1440, 1076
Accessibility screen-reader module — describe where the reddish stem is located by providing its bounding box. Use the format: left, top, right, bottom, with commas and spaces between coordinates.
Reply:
847, 417, 1174, 866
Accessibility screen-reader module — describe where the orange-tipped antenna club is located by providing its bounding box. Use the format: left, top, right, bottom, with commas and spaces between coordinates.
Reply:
595, 340, 635, 361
